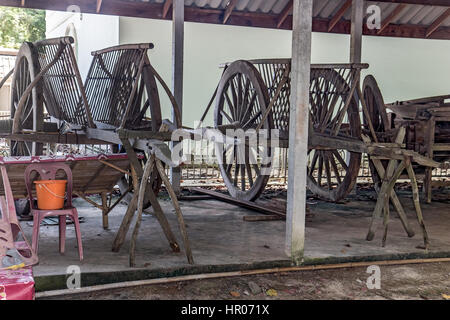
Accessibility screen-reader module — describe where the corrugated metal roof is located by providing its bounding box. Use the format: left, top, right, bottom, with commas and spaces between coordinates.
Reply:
144, 0, 450, 27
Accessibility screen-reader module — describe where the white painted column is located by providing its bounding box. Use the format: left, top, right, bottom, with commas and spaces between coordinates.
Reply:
350, 0, 364, 64
170, 0, 184, 194
286, 0, 313, 265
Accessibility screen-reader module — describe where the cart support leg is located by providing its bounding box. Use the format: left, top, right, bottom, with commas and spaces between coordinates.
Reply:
424, 117, 435, 203
112, 166, 139, 252
286, 0, 313, 265
101, 192, 109, 230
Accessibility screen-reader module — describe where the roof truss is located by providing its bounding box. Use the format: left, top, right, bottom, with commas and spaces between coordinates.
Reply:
0, 0, 449, 40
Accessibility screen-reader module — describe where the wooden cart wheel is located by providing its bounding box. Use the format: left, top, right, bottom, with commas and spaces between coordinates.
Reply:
362, 74, 390, 187
214, 60, 273, 201
10, 42, 44, 156
307, 69, 362, 202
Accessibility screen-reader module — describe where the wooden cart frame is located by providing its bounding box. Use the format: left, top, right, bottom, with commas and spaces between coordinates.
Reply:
362, 75, 450, 203
0, 36, 192, 265
200, 59, 376, 202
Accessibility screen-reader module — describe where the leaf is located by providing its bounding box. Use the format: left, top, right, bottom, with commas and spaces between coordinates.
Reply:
266, 289, 278, 297
442, 294, 450, 300
230, 291, 240, 297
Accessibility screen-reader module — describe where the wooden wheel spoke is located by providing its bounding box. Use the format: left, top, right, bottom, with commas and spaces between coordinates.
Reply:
323, 153, 333, 190
328, 152, 342, 184
332, 150, 349, 172
240, 90, 257, 123
239, 77, 251, 120
224, 90, 236, 120
308, 151, 319, 177
230, 77, 239, 118
243, 110, 262, 130
317, 153, 324, 187
240, 162, 246, 191
220, 110, 233, 124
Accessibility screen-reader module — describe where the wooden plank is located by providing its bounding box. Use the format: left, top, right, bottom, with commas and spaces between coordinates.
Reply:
223, 0, 238, 24
1, 132, 108, 145
426, 8, 450, 38
243, 215, 284, 222
378, 4, 407, 35
277, 0, 293, 29
85, 128, 122, 144
329, 0, 352, 32
376, 0, 449, 6
189, 187, 286, 219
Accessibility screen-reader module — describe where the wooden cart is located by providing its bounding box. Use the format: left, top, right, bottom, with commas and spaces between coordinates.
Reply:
0, 36, 192, 265
204, 59, 371, 202
362, 75, 450, 203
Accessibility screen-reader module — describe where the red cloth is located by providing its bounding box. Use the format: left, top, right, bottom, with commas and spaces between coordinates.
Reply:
0, 267, 34, 300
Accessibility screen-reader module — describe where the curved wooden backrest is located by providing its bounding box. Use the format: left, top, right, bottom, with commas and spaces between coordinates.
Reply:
16, 37, 160, 132
85, 43, 157, 129
33, 36, 95, 127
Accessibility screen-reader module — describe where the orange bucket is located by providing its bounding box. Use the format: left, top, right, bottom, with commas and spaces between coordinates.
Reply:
34, 180, 67, 210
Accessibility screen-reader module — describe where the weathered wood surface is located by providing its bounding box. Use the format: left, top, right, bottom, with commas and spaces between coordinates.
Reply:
189, 187, 286, 219
0, 156, 131, 199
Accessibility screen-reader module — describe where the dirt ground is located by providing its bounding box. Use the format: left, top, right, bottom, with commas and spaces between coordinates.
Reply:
51, 261, 450, 300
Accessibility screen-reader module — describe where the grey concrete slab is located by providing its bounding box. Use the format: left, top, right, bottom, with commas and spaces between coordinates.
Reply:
23, 190, 450, 287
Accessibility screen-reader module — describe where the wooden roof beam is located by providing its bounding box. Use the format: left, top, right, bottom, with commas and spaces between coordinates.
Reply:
375, 0, 449, 6
426, 8, 450, 37
96, 0, 102, 13
377, 4, 407, 35
223, 0, 238, 24
328, 0, 352, 32
277, 0, 293, 28
2, 0, 450, 40
162, 0, 173, 19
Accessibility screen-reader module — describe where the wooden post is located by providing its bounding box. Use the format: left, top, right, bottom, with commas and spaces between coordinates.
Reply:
348, 0, 364, 191
424, 117, 436, 203
101, 192, 108, 230
286, 0, 312, 265
350, 0, 363, 64
170, 0, 184, 195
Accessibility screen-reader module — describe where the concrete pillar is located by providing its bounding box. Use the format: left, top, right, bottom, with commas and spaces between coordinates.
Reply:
170, 0, 184, 194
286, 0, 313, 265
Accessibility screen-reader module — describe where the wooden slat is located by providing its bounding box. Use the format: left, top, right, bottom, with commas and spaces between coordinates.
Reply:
376, 0, 449, 5
328, 0, 352, 32
162, 0, 173, 18
378, 4, 407, 35
426, 8, 450, 37
277, 0, 293, 28
223, 0, 238, 24
189, 187, 286, 219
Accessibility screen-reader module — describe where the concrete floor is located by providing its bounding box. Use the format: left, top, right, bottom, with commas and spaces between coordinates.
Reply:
23, 188, 450, 289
